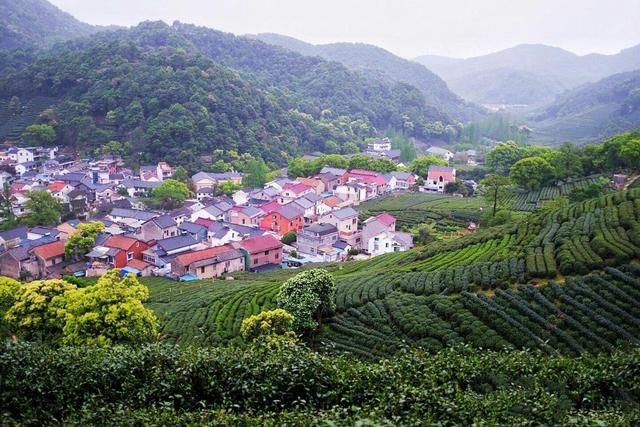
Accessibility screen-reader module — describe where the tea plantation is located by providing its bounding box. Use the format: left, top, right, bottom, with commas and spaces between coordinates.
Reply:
146, 188, 640, 359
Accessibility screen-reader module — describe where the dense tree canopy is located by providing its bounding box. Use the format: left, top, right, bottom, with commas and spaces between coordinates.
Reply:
24, 190, 62, 226
64, 221, 105, 259
509, 156, 555, 190
409, 155, 447, 177
152, 179, 193, 210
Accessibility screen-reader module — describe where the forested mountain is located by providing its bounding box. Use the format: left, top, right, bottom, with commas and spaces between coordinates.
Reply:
415, 43, 640, 107
0, 21, 453, 169
0, 0, 98, 50
529, 70, 640, 144
252, 33, 485, 121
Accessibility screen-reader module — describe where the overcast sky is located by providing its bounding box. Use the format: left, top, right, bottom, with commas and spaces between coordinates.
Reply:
49, 0, 640, 59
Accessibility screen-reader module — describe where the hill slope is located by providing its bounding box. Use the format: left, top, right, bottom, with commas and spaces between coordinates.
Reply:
0, 21, 449, 167
530, 70, 640, 144
252, 32, 485, 121
415, 43, 640, 107
0, 0, 97, 49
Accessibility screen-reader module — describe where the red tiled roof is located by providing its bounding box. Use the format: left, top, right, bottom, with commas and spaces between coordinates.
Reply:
427, 166, 456, 182
237, 234, 282, 254
105, 235, 138, 250
348, 169, 379, 176
47, 181, 67, 193
375, 213, 396, 227
127, 259, 150, 270
283, 182, 312, 194
260, 200, 281, 214
344, 170, 386, 186
194, 217, 215, 228
175, 244, 235, 266
324, 196, 339, 207
31, 240, 65, 259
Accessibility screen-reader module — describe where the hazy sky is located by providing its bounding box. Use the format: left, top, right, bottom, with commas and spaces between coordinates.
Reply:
49, 0, 640, 59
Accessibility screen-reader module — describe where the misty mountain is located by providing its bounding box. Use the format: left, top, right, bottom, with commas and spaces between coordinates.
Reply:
529, 70, 640, 144
0, 0, 99, 50
252, 33, 485, 121
415, 43, 640, 107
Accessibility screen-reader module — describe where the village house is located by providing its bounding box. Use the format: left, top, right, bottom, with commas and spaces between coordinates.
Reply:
367, 137, 392, 152
191, 172, 243, 191
362, 213, 413, 256
7, 147, 34, 164
290, 197, 317, 224
294, 177, 325, 194
233, 234, 283, 271
0, 226, 28, 251
226, 205, 264, 227
319, 207, 360, 246
426, 146, 454, 162
30, 240, 66, 278
390, 171, 416, 190
315, 171, 341, 192
47, 181, 74, 204
297, 223, 339, 260
178, 221, 209, 241
260, 203, 304, 236
425, 166, 456, 193
121, 179, 160, 198
139, 215, 178, 241
232, 189, 250, 205
279, 182, 314, 204
333, 183, 367, 205
0, 247, 39, 279
142, 234, 204, 272
171, 244, 245, 279
87, 235, 149, 269
342, 169, 388, 198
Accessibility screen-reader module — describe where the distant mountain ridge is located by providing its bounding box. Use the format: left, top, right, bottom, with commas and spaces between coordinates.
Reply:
0, 0, 99, 49
252, 33, 486, 121
529, 70, 640, 144
415, 43, 640, 107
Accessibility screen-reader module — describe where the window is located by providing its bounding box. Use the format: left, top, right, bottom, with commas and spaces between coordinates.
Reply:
201, 266, 205, 273
127, 252, 133, 260
254, 259, 258, 265
275, 253, 279, 259
264, 250, 269, 255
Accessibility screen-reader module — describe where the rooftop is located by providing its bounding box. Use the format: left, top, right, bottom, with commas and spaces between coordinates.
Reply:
235, 234, 283, 253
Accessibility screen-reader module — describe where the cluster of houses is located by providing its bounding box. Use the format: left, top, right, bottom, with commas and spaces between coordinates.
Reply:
0, 141, 465, 281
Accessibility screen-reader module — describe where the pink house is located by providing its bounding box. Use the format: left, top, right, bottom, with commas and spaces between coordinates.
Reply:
426, 166, 456, 192
279, 182, 314, 203
227, 205, 264, 227
233, 234, 283, 270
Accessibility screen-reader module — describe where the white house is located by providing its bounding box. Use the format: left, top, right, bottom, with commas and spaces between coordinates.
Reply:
7, 147, 34, 164
367, 137, 392, 152
426, 146, 454, 162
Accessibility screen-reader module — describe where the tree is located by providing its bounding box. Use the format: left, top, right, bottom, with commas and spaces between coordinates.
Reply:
342, 142, 359, 154
509, 157, 554, 190
171, 166, 190, 184
410, 155, 447, 177
281, 231, 297, 245
0, 182, 17, 229
324, 140, 339, 154
24, 190, 62, 226
276, 269, 336, 332
551, 142, 584, 179
242, 158, 269, 188
480, 174, 512, 217
5, 279, 77, 342
240, 308, 296, 344
55, 270, 158, 347
620, 135, 640, 168
65, 221, 105, 259
0, 277, 21, 337
22, 124, 56, 145
152, 179, 193, 209
485, 141, 524, 175
217, 181, 240, 196
413, 223, 434, 245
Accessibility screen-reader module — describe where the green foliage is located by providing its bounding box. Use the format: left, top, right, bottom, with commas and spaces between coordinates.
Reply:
171, 165, 189, 185
485, 140, 524, 175
5, 279, 77, 342
22, 123, 56, 145
216, 181, 240, 196
0, 277, 20, 336
509, 156, 555, 190
409, 154, 447, 177
287, 154, 349, 178
1, 343, 639, 425
348, 155, 398, 173
152, 179, 193, 210
24, 190, 62, 226
240, 308, 295, 344
479, 174, 512, 217
64, 221, 105, 259
281, 231, 297, 245
56, 270, 158, 347
242, 158, 269, 188
277, 269, 336, 332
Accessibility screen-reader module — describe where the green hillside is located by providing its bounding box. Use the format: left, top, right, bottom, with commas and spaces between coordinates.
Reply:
146, 188, 640, 359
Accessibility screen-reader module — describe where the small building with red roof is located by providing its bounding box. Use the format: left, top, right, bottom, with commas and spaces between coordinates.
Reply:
279, 182, 314, 203
233, 234, 283, 271
260, 203, 304, 236
98, 235, 149, 268
31, 240, 66, 277
172, 244, 245, 279
426, 166, 456, 192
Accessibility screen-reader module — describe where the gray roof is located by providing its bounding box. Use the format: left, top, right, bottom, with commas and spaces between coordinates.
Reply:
277, 203, 304, 220
192, 171, 243, 182
330, 207, 358, 220
110, 208, 158, 221
223, 222, 264, 237
203, 205, 224, 217
304, 223, 338, 235
157, 235, 199, 252
426, 147, 452, 155
391, 171, 413, 180
0, 226, 28, 241
150, 215, 177, 229
240, 205, 263, 217
122, 179, 160, 189
393, 232, 414, 247
302, 193, 322, 203
178, 221, 207, 235
319, 166, 347, 176
292, 197, 313, 209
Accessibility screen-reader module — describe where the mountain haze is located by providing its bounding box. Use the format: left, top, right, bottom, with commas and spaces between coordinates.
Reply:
253, 33, 485, 121
415, 43, 640, 107
0, 0, 98, 49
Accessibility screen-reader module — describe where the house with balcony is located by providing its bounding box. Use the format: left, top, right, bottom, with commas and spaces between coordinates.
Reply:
297, 223, 339, 260
260, 203, 304, 236
171, 245, 245, 279
233, 234, 283, 271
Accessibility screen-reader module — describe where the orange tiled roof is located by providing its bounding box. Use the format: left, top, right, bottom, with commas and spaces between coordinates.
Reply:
105, 235, 138, 250
47, 181, 67, 193
31, 240, 65, 259
175, 244, 235, 266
